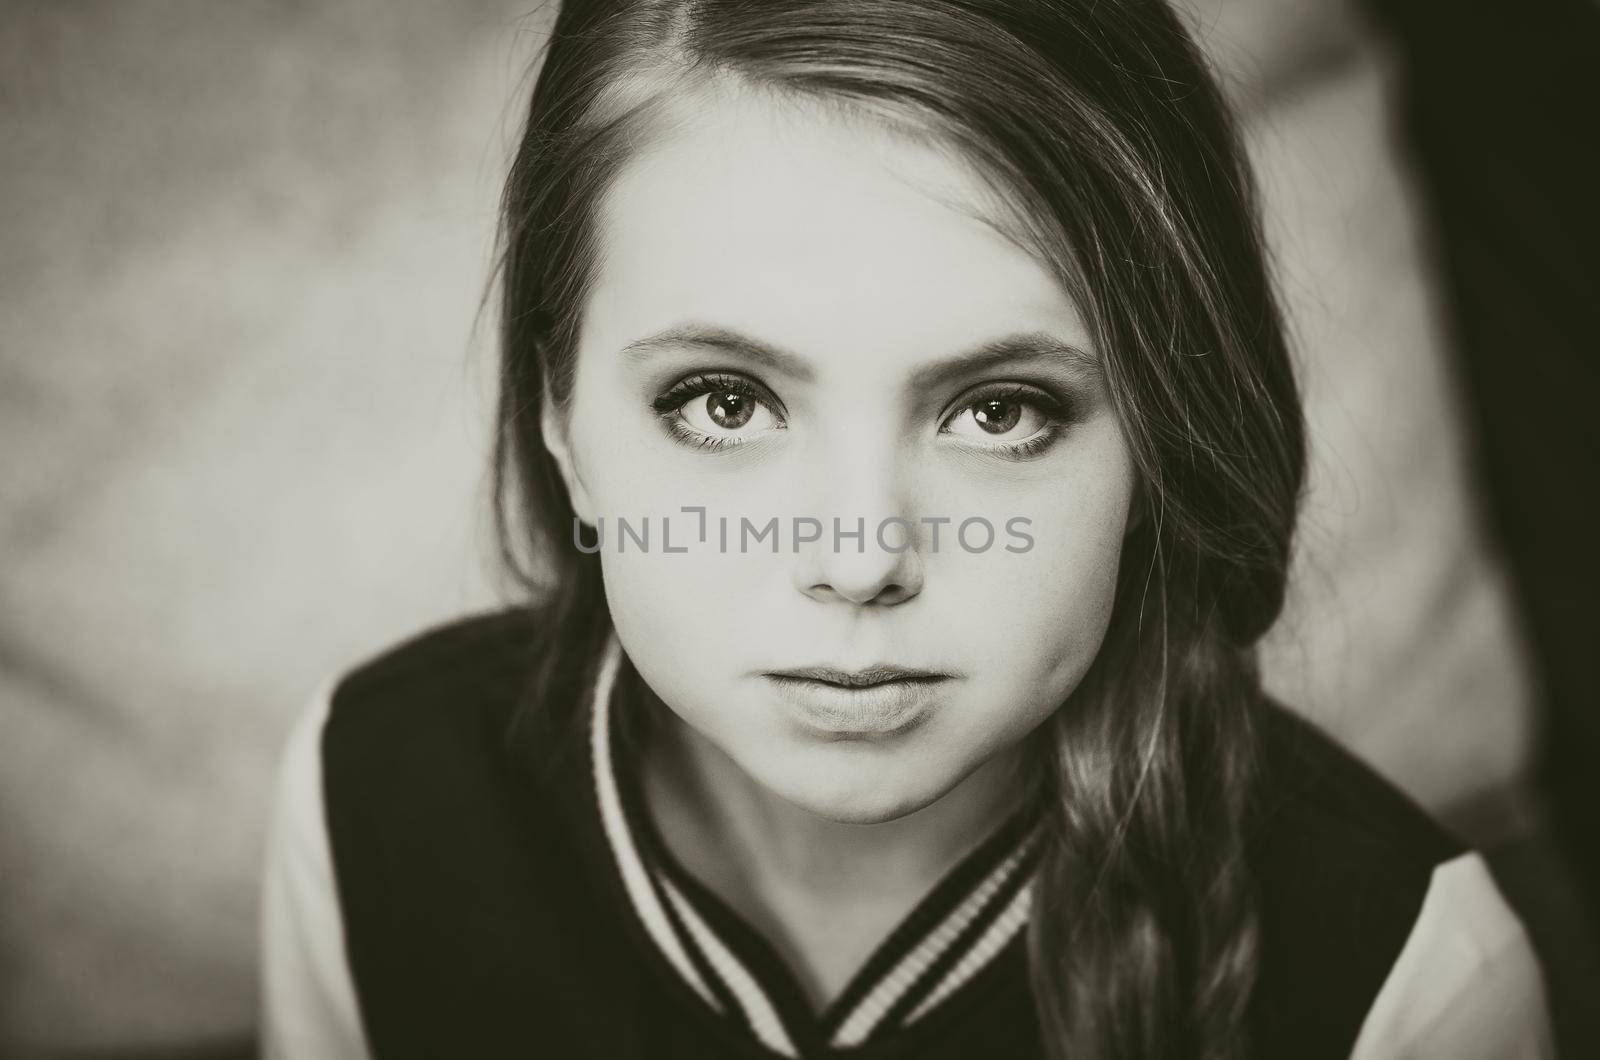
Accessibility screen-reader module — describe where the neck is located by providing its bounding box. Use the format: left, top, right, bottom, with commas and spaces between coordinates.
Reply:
638, 696, 1029, 1008
656, 716, 1025, 886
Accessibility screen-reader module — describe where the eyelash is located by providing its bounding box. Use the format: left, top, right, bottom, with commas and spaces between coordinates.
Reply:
649, 373, 1073, 459
651, 372, 787, 453
940, 382, 1073, 461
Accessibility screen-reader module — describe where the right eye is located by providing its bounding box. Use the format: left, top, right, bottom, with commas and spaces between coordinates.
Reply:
652, 372, 787, 451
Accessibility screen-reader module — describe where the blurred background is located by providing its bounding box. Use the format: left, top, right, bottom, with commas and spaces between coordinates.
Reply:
1, 1, 1595, 1057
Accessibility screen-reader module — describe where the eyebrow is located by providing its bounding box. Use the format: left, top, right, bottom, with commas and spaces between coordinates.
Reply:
621, 323, 817, 382
619, 323, 1099, 389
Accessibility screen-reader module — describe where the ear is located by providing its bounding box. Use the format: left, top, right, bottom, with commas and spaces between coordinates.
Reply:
541, 391, 596, 525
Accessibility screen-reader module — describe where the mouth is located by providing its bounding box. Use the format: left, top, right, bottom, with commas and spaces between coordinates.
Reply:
763, 664, 953, 688
761, 665, 955, 737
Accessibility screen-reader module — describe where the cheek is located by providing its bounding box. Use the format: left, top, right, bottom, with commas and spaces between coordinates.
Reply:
564, 378, 748, 688
574, 421, 785, 661
595, 513, 781, 737
600, 545, 765, 650
928, 433, 1136, 703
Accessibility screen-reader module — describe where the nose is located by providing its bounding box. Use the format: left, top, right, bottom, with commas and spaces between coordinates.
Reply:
798, 523, 923, 605
792, 442, 925, 607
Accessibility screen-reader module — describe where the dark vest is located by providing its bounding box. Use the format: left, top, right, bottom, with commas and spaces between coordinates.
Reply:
321, 607, 1463, 1059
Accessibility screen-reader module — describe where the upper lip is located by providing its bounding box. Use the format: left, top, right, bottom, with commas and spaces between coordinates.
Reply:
765, 665, 953, 688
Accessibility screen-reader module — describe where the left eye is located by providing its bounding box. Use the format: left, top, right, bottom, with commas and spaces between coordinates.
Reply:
942, 392, 1054, 442
677, 389, 781, 435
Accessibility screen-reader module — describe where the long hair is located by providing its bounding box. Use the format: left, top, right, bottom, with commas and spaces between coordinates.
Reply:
490, 2, 1306, 1057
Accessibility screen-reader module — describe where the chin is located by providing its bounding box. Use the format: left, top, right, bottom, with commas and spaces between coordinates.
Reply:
755, 748, 956, 825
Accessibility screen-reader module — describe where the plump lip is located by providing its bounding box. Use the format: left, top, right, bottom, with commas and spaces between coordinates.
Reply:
762, 669, 950, 737
763, 664, 953, 688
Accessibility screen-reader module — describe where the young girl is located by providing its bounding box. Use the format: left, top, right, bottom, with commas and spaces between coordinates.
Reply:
261, 1, 1554, 1056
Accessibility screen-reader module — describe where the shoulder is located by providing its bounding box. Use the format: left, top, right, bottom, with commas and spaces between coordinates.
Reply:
1246, 699, 1470, 1057
319, 603, 602, 776
1250, 698, 1465, 870
326, 604, 548, 733
260, 676, 370, 1058
1352, 851, 1555, 1059
318, 602, 604, 836
301, 608, 627, 1054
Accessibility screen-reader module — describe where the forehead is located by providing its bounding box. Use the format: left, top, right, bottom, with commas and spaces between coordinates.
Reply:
583, 86, 1091, 370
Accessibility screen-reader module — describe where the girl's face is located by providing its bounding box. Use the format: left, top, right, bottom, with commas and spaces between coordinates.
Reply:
547, 88, 1139, 824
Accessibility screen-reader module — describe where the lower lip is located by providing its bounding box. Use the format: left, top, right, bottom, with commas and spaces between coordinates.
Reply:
764, 676, 947, 737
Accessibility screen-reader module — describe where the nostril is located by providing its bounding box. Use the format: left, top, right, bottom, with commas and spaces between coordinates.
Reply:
834, 581, 917, 607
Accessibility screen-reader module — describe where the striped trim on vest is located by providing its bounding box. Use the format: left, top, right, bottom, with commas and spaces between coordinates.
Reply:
589, 630, 1043, 1058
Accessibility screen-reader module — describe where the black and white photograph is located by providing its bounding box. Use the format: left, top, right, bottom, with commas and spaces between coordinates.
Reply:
2, 1, 1597, 1057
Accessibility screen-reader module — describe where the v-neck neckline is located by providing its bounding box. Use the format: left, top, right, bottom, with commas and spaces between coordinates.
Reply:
589, 629, 1045, 1058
